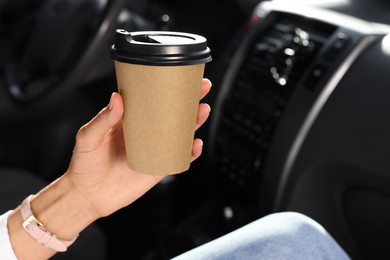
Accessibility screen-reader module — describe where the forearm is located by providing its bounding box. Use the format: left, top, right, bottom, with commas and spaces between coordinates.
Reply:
7, 174, 98, 259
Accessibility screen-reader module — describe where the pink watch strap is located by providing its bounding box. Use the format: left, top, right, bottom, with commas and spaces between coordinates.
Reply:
20, 195, 78, 252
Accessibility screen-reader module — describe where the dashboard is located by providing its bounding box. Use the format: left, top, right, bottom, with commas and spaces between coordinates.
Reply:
209, 1, 390, 259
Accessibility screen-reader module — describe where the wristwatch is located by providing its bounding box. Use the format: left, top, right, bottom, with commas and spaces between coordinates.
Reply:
20, 195, 78, 252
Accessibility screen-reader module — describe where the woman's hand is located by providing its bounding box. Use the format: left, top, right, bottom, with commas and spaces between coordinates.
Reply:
7, 79, 212, 260
65, 79, 212, 218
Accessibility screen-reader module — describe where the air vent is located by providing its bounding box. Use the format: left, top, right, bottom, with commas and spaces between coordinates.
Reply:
242, 18, 331, 90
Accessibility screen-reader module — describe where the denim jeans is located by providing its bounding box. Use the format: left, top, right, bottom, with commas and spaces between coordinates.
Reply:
172, 212, 350, 260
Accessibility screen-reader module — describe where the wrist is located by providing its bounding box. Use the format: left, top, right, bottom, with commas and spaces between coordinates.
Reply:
21, 195, 79, 252
30, 175, 99, 240
7, 174, 99, 259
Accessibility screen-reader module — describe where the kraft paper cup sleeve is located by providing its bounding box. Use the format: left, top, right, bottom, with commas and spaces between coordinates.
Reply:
115, 62, 206, 175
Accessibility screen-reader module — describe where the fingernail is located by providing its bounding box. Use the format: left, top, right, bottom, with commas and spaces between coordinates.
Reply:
206, 104, 211, 113
108, 93, 114, 111
205, 78, 212, 87
202, 103, 211, 113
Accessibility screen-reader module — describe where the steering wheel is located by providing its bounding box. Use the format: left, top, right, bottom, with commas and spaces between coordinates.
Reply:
3, 0, 125, 106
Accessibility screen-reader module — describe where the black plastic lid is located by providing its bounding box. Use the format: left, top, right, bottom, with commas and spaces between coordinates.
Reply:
111, 30, 212, 66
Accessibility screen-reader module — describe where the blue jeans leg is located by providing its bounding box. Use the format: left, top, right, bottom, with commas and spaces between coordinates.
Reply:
172, 212, 350, 260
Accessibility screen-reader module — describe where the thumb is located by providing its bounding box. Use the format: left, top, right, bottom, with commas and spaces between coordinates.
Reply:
75, 92, 124, 152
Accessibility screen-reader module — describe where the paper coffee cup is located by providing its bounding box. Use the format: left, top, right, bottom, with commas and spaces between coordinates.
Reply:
111, 30, 212, 175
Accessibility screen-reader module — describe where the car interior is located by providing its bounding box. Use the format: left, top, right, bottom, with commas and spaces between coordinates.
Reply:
1, 0, 390, 259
